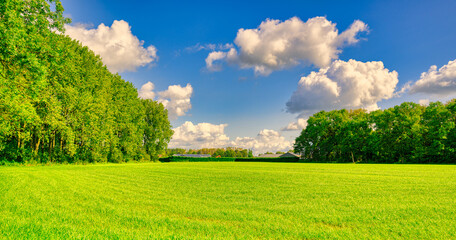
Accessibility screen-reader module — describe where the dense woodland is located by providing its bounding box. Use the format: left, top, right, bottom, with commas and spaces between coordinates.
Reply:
0, 0, 173, 163
294, 100, 456, 163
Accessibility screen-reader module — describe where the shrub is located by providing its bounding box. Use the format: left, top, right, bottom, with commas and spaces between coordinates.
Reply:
235, 157, 299, 162
159, 156, 236, 162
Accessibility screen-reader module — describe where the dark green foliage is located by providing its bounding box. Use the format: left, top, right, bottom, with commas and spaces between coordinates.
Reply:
159, 156, 299, 163
165, 147, 253, 158
235, 157, 300, 163
0, 0, 173, 163
294, 100, 456, 163
160, 156, 236, 162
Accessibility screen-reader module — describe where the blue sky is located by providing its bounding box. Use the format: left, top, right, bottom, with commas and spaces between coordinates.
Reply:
60, 0, 456, 153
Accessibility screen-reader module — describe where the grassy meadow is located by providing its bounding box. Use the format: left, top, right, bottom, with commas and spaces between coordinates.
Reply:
1, 162, 455, 239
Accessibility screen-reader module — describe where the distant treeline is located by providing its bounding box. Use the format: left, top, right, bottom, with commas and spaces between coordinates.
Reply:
0, 0, 173, 163
165, 148, 254, 158
294, 100, 456, 163
160, 156, 299, 163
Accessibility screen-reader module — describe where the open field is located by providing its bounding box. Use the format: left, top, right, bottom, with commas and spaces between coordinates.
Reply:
1, 163, 455, 239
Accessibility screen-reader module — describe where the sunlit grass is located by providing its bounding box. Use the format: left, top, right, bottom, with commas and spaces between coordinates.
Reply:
1, 162, 455, 239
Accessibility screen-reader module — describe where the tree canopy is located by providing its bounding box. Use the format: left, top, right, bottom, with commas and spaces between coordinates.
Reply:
294, 100, 456, 163
0, 0, 173, 163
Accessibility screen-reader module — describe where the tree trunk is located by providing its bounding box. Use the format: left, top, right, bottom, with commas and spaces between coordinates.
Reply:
49, 131, 56, 162
35, 138, 41, 155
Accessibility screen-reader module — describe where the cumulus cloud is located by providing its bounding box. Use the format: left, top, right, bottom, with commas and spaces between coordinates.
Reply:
409, 60, 456, 96
65, 20, 158, 73
168, 122, 292, 155
281, 118, 308, 131
286, 59, 398, 115
206, 16, 368, 75
231, 129, 292, 155
168, 121, 230, 149
158, 84, 193, 120
138, 82, 193, 120
138, 82, 155, 100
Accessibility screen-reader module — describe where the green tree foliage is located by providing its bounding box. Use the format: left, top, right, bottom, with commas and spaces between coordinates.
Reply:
338, 109, 371, 163
165, 147, 253, 158
294, 100, 456, 163
446, 99, 456, 157
142, 99, 173, 161
0, 0, 173, 163
418, 101, 456, 163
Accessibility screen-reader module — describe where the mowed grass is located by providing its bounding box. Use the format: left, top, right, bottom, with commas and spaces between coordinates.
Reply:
1, 163, 455, 239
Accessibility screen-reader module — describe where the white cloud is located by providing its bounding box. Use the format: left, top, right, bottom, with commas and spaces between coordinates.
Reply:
281, 118, 308, 131
231, 129, 292, 155
169, 122, 292, 155
65, 20, 158, 73
158, 84, 193, 120
169, 121, 230, 149
409, 60, 456, 96
393, 81, 412, 98
138, 82, 155, 100
205, 48, 237, 71
138, 82, 193, 120
206, 16, 368, 75
418, 99, 430, 106
205, 51, 228, 71
286, 59, 398, 115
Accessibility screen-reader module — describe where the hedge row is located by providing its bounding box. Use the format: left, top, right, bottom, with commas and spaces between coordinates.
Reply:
235, 157, 300, 163
159, 156, 300, 163
159, 156, 236, 162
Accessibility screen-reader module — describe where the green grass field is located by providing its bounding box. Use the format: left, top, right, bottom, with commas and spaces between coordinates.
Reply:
1, 162, 455, 239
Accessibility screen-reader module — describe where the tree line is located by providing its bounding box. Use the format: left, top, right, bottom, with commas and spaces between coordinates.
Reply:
166, 147, 254, 158
0, 0, 173, 163
294, 100, 456, 163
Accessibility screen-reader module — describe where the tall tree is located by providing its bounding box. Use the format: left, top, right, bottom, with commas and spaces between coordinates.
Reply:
0, 0, 173, 163
142, 99, 173, 161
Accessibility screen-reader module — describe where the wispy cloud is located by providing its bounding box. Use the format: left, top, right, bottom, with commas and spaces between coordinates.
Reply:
185, 43, 234, 53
